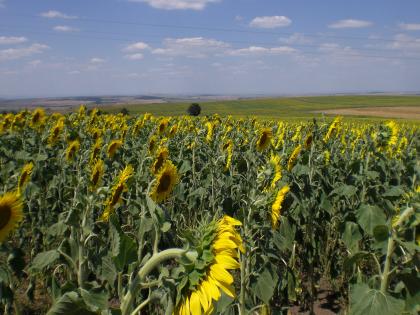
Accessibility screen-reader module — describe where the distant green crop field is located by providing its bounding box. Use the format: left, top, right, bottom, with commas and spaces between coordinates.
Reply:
103, 95, 420, 121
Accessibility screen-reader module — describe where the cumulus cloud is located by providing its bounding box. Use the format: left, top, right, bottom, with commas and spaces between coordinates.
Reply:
0, 43, 49, 61
399, 23, 420, 31
226, 46, 297, 56
279, 33, 312, 45
129, 0, 220, 10
0, 36, 27, 45
53, 25, 79, 32
40, 10, 78, 19
152, 37, 229, 58
123, 42, 150, 52
250, 16, 292, 28
125, 53, 144, 60
329, 19, 372, 29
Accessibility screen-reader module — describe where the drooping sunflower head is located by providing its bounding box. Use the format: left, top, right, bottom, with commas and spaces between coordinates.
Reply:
0, 192, 23, 243
304, 133, 313, 149
101, 165, 134, 221
169, 124, 178, 138
174, 215, 244, 315
48, 118, 65, 146
151, 147, 169, 175
107, 139, 123, 158
384, 120, 399, 148
287, 144, 302, 171
90, 159, 104, 190
205, 121, 215, 143
78, 105, 86, 118
150, 160, 179, 203
157, 118, 170, 134
269, 154, 282, 189
256, 128, 273, 152
65, 140, 80, 162
90, 137, 103, 163
271, 185, 290, 229
148, 135, 158, 154
30, 108, 46, 127
17, 162, 34, 195
323, 116, 342, 142
91, 127, 102, 140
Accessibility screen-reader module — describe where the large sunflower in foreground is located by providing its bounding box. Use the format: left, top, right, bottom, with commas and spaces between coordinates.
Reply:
256, 128, 272, 152
174, 215, 244, 315
0, 192, 23, 243
150, 161, 179, 203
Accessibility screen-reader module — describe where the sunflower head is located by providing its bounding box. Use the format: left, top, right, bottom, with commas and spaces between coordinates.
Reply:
48, 118, 65, 146
148, 135, 158, 154
30, 108, 46, 128
90, 159, 104, 190
169, 124, 178, 137
65, 140, 80, 162
174, 215, 244, 315
151, 147, 169, 175
287, 144, 302, 171
0, 192, 23, 243
107, 139, 123, 158
271, 185, 290, 228
150, 161, 179, 203
256, 128, 273, 152
18, 162, 34, 195
157, 118, 170, 134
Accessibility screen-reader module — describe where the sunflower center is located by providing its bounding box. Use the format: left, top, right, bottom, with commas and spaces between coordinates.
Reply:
259, 133, 268, 146
157, 173, 171, 193
0, 204, 12, 230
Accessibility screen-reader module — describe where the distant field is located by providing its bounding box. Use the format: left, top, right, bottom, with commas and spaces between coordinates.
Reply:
104, 95, 420, 120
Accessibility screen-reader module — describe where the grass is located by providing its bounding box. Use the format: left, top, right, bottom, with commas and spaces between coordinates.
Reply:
102, 95, 420, 120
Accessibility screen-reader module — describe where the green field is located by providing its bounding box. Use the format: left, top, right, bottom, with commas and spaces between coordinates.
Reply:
104, 95, 420, 120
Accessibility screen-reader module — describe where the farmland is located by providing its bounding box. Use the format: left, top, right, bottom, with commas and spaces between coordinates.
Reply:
0, 107, 419, 315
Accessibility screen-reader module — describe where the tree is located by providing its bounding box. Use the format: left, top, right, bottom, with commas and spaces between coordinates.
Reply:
120, 108, 130, 116
187, 103, 201, 116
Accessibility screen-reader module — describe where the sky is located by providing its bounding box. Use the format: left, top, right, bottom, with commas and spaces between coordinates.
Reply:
0, 0, 420, 97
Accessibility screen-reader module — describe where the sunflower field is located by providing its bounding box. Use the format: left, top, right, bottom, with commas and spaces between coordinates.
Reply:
0, 107, 419, 315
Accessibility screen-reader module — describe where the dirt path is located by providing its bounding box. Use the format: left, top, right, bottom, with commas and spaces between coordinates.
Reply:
313, 106, 420, 120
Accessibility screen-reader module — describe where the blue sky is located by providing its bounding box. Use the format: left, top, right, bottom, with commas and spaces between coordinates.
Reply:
0, 0, 420, 97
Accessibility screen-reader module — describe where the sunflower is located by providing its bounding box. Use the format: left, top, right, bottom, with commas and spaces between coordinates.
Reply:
17, 162, 34, 195
151, 147, 169, 175
90, 137, 103, 163
90, 159, 104, 189
256, 128, 272, 152
0, 192, 23, 243
271, 185, 290, 228
107, 139, 123, 158
65, 140, 80, 162
304, 133, 313, 149
174, 215, 244, 315
205, 122, 215, 143
287, 144, 301, 171
269, 154, 282, 189
101, 165, 134, 221
384, 121, 399, 148
150, 161, 179, 203
148, 135, 158, 154
169, 124, 178, 138
323, 117, 342, 142
222, 140, 233, 171
48, 118, 65, 146
158, 118, 170, 134
91, 127, 102, 140
30, 108, 46, 127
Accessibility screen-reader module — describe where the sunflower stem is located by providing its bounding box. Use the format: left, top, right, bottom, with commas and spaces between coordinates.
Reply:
120, 248, 185, 315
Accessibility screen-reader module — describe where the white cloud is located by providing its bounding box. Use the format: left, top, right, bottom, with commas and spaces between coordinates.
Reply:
389, 34, 420, 52
40, 10, 78, 19
250, 16, 292, 28
0, 36, 27, 45
226, 45, 297, 56
0, 44, 49, 61
329, 19, 372, 29
28, 60, 41, 67
68, 70, 81, 75
399, 23, 420, 31
53, 25, 79, 32
279, 33, 312, 45
129, 0, 220, 10
90, 57, 106, 64
152, 37, 229, 58
123, 42, 150, 52
125, 53, 144, 60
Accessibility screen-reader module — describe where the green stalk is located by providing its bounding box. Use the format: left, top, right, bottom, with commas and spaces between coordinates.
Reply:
120, 248, 185, 315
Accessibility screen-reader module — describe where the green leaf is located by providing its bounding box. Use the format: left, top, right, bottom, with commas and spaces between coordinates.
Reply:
383, 186, 404, 198
342, 222, 362, 253
373, 225, 389, 243
80, 287, 108, 312
252, 268, 277, 305
344, 252, 371, 274
330, 184, 357, 197
349, 283, 404, 315
47, 291, 96, 315
356, 205, 386, 235
30, 250, 60, 272
112, 233, 137, 271
101, 256, 117, 286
